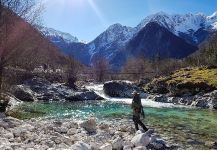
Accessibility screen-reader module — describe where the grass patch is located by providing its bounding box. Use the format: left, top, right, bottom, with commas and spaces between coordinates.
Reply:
166, 67, 217, 88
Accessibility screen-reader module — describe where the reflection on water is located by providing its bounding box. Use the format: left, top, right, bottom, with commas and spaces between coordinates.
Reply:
16, 101, 217, 149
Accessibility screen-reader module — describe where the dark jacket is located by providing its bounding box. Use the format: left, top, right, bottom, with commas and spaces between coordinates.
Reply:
131, 94, 143, 118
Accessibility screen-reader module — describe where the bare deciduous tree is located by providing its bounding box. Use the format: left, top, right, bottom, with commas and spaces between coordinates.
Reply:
0, 0, 42, 94
92, 55, 110, 82
66, 57, 81, 89
122, 56, 153, 81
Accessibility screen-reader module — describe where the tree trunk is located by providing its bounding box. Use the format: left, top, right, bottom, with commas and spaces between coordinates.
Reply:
0, 64, 3, 97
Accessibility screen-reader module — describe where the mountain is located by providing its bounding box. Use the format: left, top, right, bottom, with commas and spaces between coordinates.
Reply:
37, 26, 91, 65
39, 11, 217, 69
1, 8, 72, 70
87, 23, 136, 63
127, 22, 198, 58
137, 12, 217, 45
38, 26, 79, 44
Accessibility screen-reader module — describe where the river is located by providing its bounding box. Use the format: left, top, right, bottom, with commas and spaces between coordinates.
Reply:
16, 84, 217, 149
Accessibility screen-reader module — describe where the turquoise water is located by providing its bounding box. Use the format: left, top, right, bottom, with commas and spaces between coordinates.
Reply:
15, 101, 217, 149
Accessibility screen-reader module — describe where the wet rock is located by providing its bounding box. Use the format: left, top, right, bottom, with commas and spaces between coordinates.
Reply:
192, 98, 209, 108
103, 81, 147, 98
153, 95, 169, 103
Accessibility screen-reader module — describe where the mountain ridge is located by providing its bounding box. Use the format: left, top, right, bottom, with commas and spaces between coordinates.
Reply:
38, 11, 217, 69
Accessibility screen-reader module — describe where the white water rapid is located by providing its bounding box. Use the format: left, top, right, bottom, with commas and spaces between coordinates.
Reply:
85, 83, 187, 108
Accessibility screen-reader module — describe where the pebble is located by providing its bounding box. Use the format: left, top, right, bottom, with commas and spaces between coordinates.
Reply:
0, 117, 169, 150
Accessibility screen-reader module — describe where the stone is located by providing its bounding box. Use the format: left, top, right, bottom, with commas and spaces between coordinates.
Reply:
131, 133, 151, 147
103, 81, 147, 98
71, 141, 92, 150
12, 85, 35, 102
192, 98, 209, 108
67, 91, 104, 101
154, 95, 169, 103
67, 128, 77, 135
0, 145, 13, 150
0, 112, 6, 118
98, 123, 109, 130
145, 129, 154, 136
123, 145, 133, 150
112, 137, 123, 150
3, 132, 14, 139
80, 118, 97, 133
100, 143, 112, 150
133, 146, 147, 150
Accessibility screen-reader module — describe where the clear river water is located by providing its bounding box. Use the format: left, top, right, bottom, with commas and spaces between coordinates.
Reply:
15, 84, 217, 149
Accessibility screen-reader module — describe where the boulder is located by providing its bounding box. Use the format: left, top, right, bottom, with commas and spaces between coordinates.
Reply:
0, 112, 6, 118
112, 137, 123, 150
12, 86, 35, 102
123, 145, 133, 150
145, 79, 169, 94
148, 138, 166, 150
193, 98, 209, 108
67, 91, 104, 101
71, 141, 92, 150
80, 118, 97, 133
131, 133, 151, 147
133, 146, 147, 150
153, 95, 169, 103
103, 81, 147, 98
11, 77, 103, 102
168, 81, 215, 97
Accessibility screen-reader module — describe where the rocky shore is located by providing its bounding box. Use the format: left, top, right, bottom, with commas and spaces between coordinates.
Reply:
103, 79, 217, 110
10, 77, 104, 102
0, 117, 175, 150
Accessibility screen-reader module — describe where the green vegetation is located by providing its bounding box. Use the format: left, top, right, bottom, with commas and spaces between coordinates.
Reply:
166, 67, 217, 88
145, 67, 217, 95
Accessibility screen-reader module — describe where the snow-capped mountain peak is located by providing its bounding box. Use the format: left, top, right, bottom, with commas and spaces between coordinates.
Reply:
137, 12, 208, 35
38, 26, 79, 44
207, 11, 217, 20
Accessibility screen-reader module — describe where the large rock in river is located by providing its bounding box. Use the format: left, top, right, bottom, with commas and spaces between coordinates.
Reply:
103, 81, 147, 98
11, 77, 103, 102
66, 91, 104, 101
11, 86, 35, 102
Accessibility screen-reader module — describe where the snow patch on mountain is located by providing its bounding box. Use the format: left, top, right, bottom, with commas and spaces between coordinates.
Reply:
137, 12, 208, 35
212, 22, 217, 30
87, 23, 136, 59
38, 26, 79, 44
207, 11, 217, 20
136, 11, 217, 44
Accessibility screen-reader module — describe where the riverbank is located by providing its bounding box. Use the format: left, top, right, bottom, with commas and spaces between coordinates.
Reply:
0, 116, 175, 150
3, 100, 217, 150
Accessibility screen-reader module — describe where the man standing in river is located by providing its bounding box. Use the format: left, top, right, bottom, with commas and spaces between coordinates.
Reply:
131, 90, 148, 132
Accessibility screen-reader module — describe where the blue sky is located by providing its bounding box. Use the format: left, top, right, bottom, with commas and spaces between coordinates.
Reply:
42, 0, 217, 42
